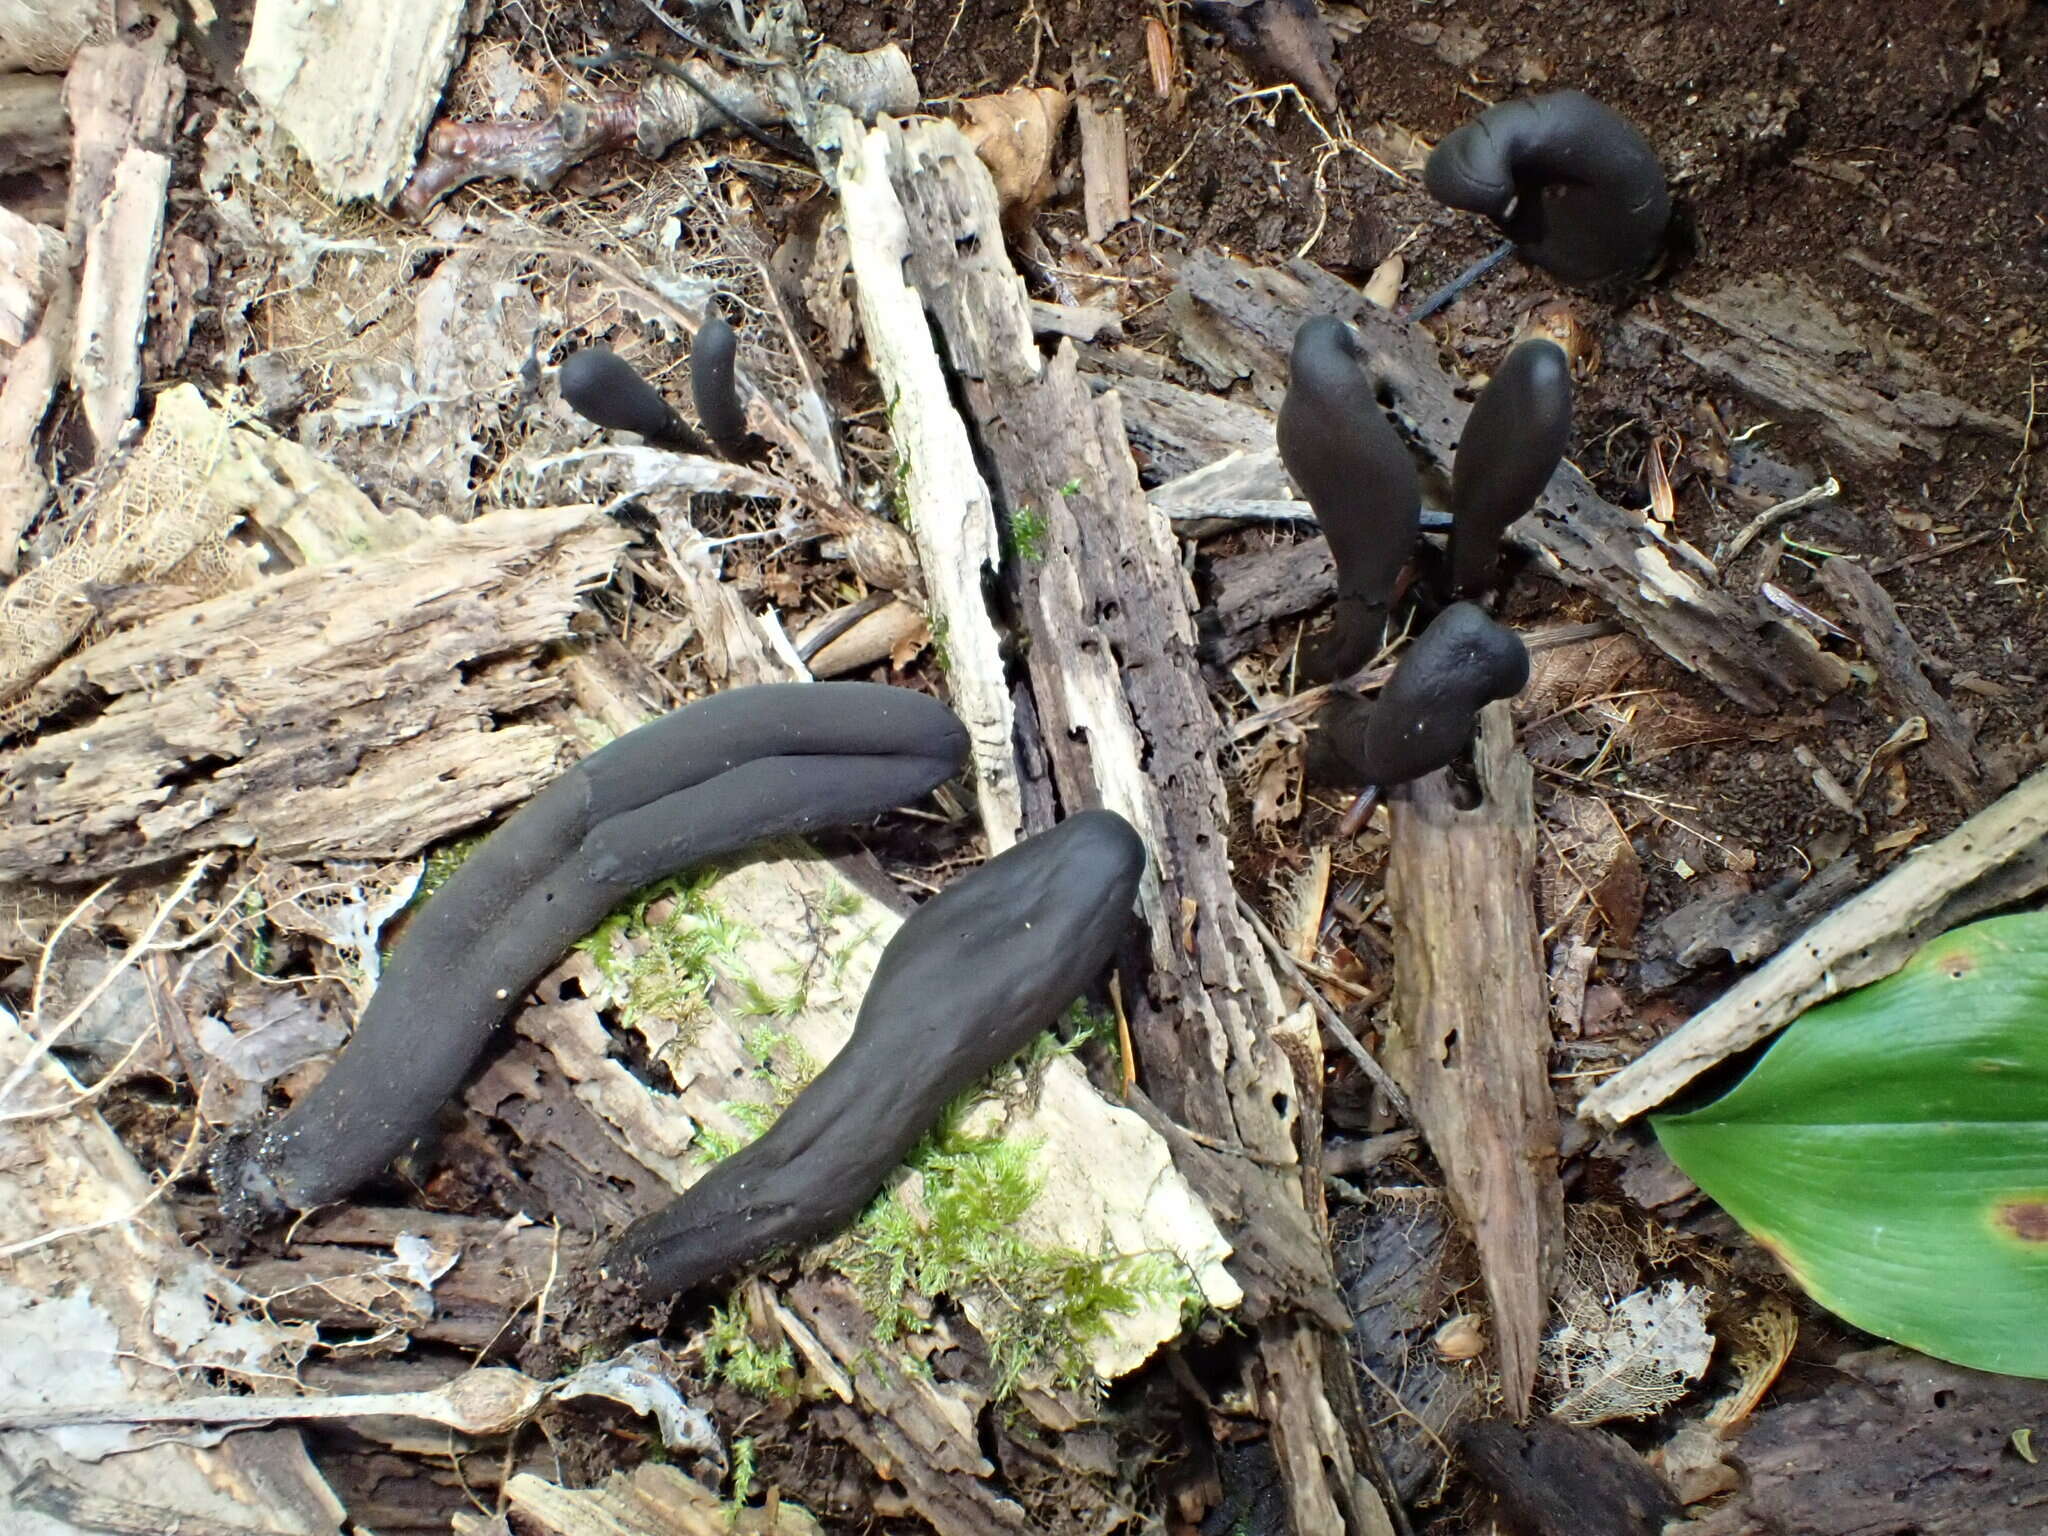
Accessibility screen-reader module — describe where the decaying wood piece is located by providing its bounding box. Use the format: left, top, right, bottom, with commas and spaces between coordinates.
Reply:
0, 253, 68, 572
1076, 95, 1130, 243
0, 74, 67, 179
0, 204, 64, 345
1459, 1419, 1679, 1536
1384, 702, 1562, 1419
1204, 535, 1333, 661
1818, 556, 1984, 805
1170, 253, 1845, 713
0, 1009, 347, 1536
1581, 762, 2048, 1126
0, 383, 243, 713
0, 502, 627, 881
69, 140, 169, 451
1677, 1347, 2048, 1536
241, 0, 471, 206
1110, 371, 1275, 485
825, 108, 1391, 1536
805, 597, 926, 677
459, 1463, 824, 1536
833, 108, 1025, 850
400, 44, 917, 218
1651, 278, 2025, 465
226, 1208, 590, 1355
0, 0, 109, 73
61, 39, 182, 453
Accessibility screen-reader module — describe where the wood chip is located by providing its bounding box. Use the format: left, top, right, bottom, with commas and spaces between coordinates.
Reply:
1819, 557, 1985, 806
1076, 95, 1130, 243
1385, 703, 1563, 1418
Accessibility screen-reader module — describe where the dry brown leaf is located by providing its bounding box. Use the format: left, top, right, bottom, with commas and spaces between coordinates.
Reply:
1521, 298, 1601, 379
1247, 738, 1303, 830
1519, 632, 1643, 717
887, 618, 931, 671
957, 86, 1072, 229
1540, 791, 1645, 944
1143, 15, 1176, 98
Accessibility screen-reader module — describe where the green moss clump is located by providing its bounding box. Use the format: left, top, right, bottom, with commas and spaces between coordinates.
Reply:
703, 1304, 797, 1400
840, 1098, 1186, 1396
1007, 504, 1048, 563
576, 868, 748, 1038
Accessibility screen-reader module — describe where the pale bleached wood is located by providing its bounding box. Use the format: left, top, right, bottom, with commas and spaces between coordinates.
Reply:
0, 263, 68, 572
1580, 762, 2048, 1127
241, 0, 470, 206
0, 0, 108, 73
1384, 702, 1563, 1419
831, 105, 1024, 852
1076, 96, 1129, 244
68, 141, 168, 451
57, 40, 181, 453
0, 204, 64, 345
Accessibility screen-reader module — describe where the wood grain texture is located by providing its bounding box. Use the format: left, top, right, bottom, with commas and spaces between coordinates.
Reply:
1385, 701, 1563, 1419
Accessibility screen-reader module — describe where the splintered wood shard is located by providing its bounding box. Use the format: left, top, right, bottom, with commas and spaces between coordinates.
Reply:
1384, 702, 1563, 1419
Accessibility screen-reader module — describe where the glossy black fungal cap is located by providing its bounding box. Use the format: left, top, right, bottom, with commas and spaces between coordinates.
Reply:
605, 809, 1147, 1301
1320, 602, 1529, 787
560, 347, 706, 452
1277, 315, 1422, 683
1447, 337, 1572, 597
690, 315, 750, 456
1423, 91, 1670, 286
212, 683, 969, 1225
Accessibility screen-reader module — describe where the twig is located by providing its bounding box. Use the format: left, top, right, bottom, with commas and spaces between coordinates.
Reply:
1403, 239, 1516, 324
0, 857, 214, 1109
1237, 895, 1412, 1122
1715, 476, 1840, 565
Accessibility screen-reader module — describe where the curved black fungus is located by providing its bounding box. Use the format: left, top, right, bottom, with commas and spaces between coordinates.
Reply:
1320, 601, 1529, 788
212, 684, 969, 1224
1277, 316, 1422, 683
1423, 91, 1671, 287
560, 347, 708, 453
603, 809, 1147, 1302
1447, 337, 1573, 597
689, 314, 751, 457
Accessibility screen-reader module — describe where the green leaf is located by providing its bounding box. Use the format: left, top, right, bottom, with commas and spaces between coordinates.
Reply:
1653, 911, 2048, 1378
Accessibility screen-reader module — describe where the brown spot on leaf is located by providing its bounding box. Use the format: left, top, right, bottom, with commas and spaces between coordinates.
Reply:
1939, 945, 1978, 981
1994, 1200, 2048, 1244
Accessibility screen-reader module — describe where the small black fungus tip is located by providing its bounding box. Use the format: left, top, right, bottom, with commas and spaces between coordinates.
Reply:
690, 314, 750, 455
1319, 602, 1529, 788
214, 682, 969, 1226
604, 809, 1147, 1302
1423, 90, 1671, 287
1277, 315, 1422, 684
560, 346, 706, 452
1447, 337, 1573, 597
